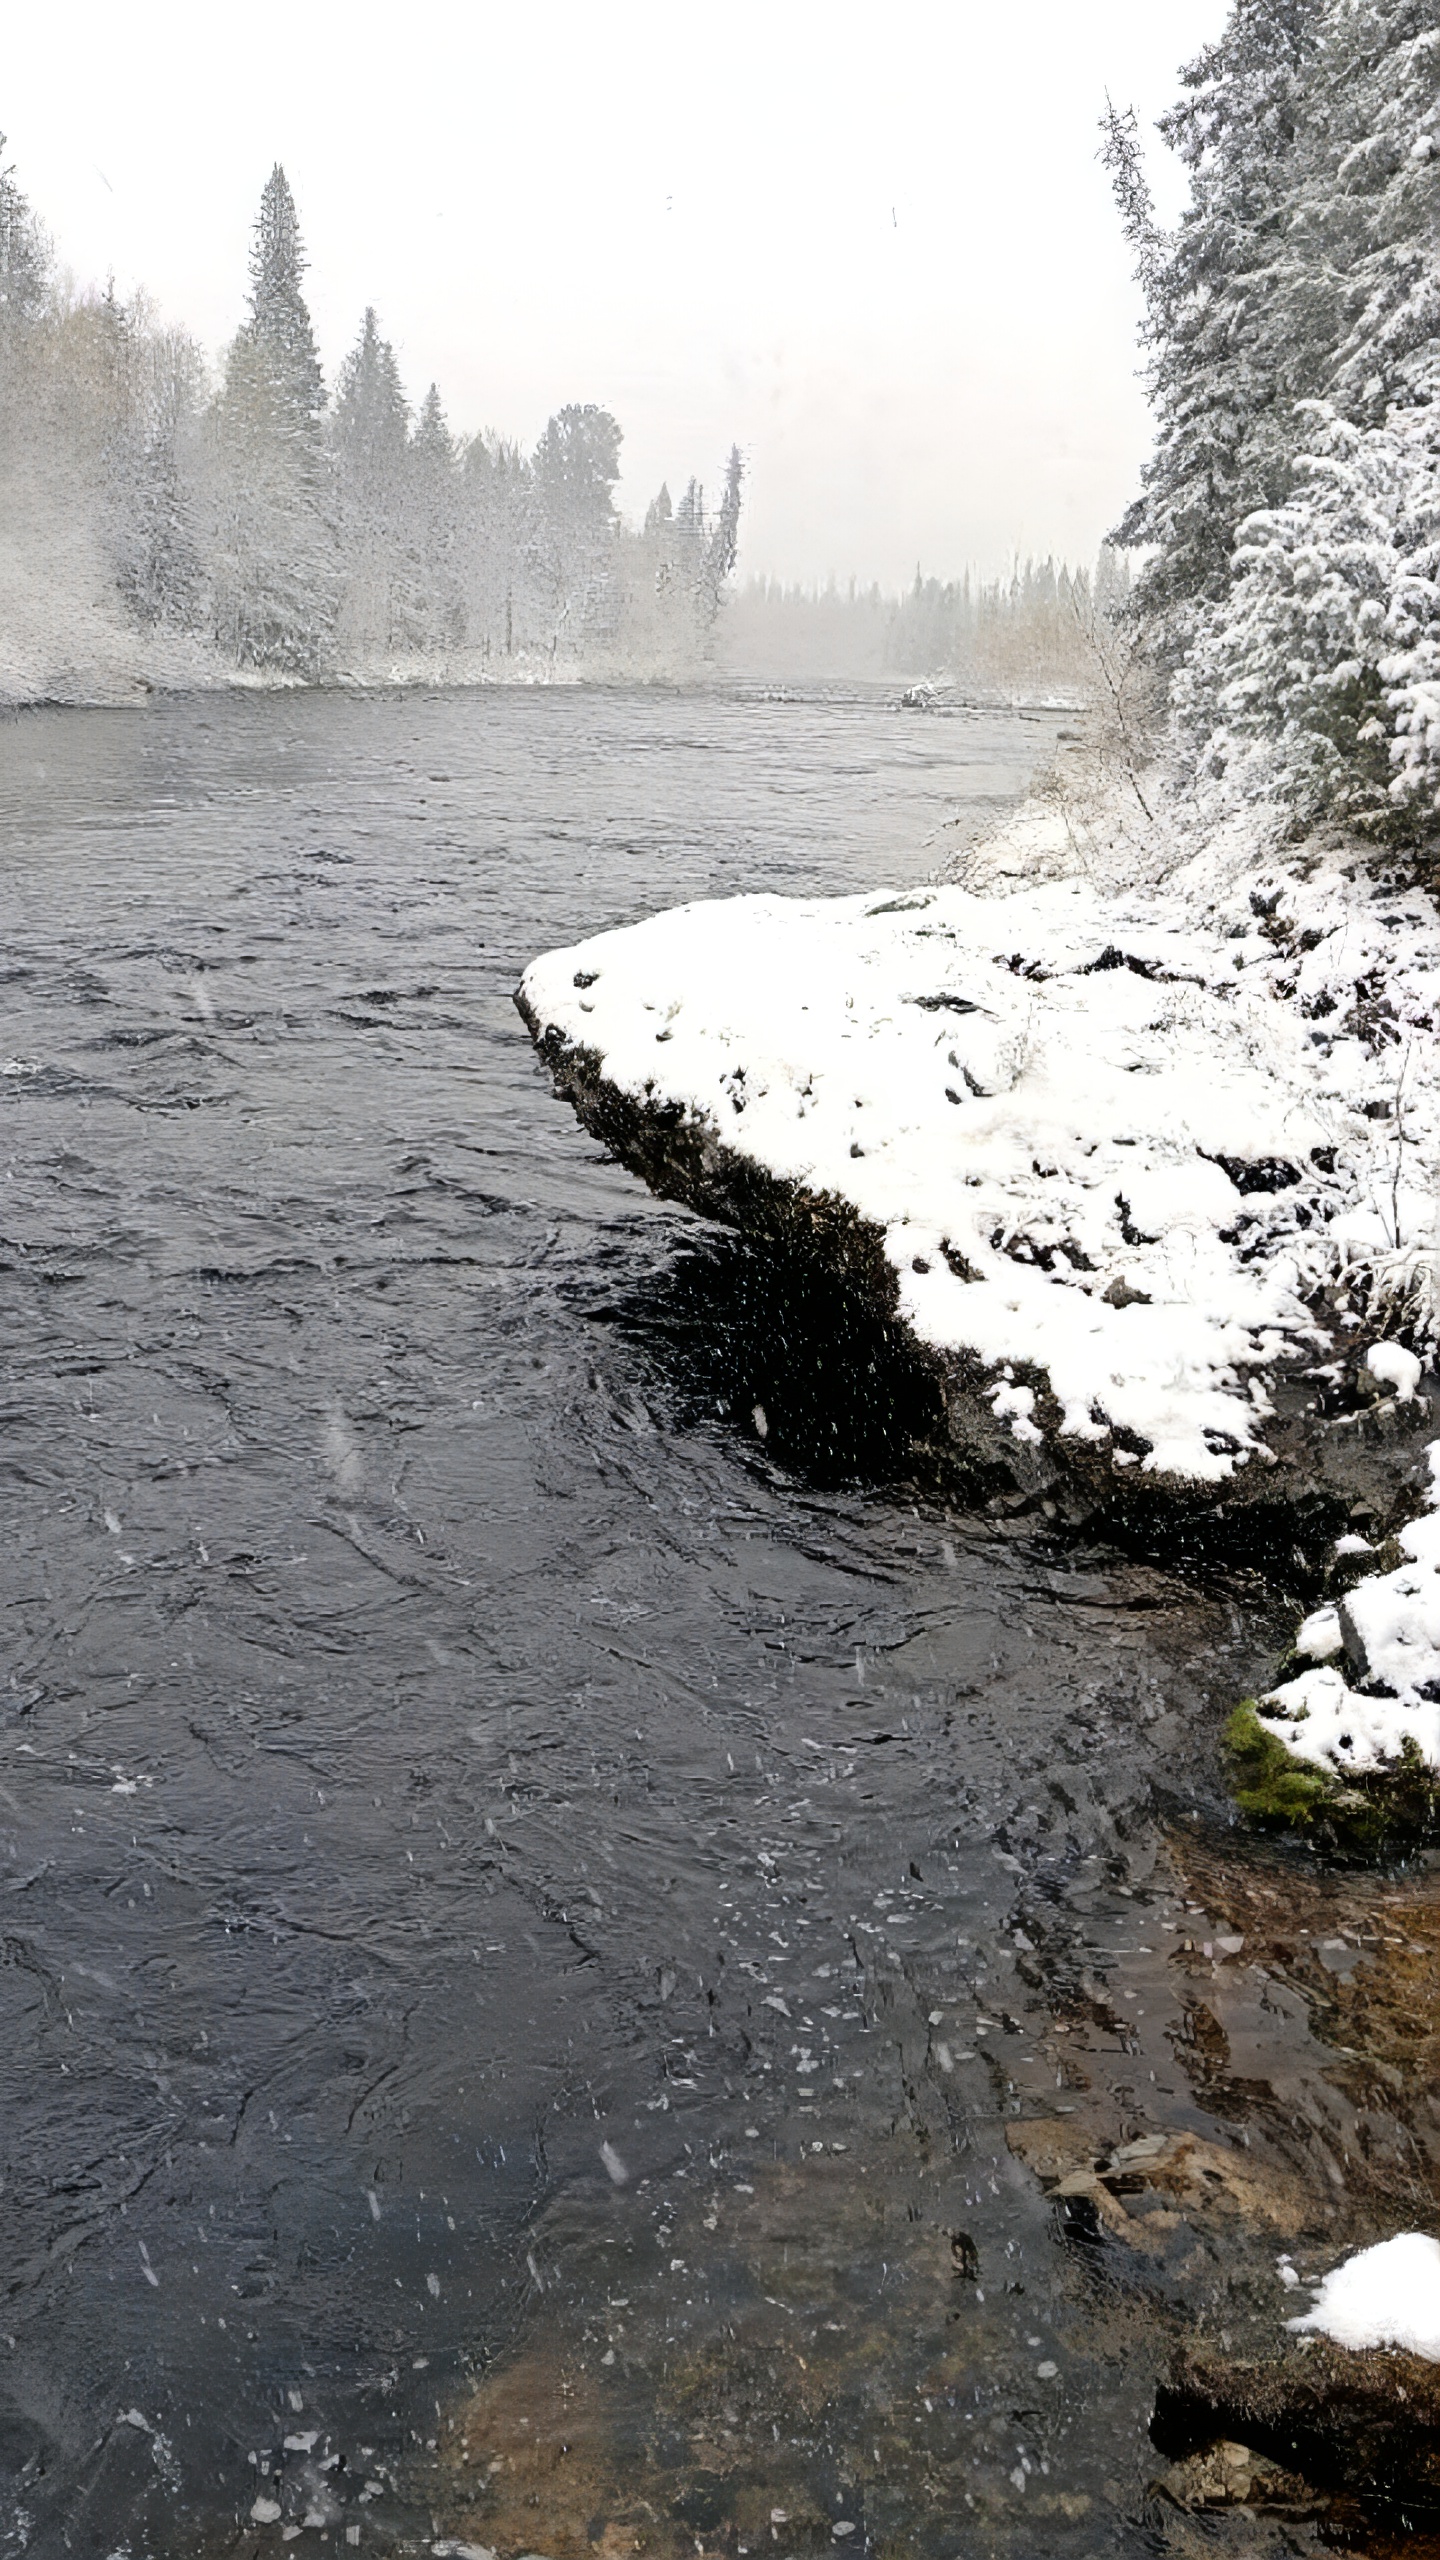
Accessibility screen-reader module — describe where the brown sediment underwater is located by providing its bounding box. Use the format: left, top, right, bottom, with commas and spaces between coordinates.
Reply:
423, 1825, 1440, 2558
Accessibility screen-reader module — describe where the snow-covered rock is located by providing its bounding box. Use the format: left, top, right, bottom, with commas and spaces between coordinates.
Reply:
1367, 1340, 1423, 1402
1289, 2233, 1440, 2360
521, 797, 1440, 1491
1258, 1440, 1440, 1774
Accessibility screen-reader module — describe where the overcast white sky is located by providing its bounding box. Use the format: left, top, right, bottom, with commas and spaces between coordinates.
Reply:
4, 0, 1228, 589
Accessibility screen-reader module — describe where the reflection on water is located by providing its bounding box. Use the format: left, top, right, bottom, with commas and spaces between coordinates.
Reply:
595, 1234, 947, 1486
0, 685, 1427, 2560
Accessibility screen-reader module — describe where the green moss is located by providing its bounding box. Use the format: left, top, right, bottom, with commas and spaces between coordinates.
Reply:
1224, 1703, 1440, 1857
1224, 1701, 1338, 1830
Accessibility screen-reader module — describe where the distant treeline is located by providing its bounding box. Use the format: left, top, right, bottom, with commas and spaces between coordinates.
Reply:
0, 150, 741, 699
721, 553, 1133, 693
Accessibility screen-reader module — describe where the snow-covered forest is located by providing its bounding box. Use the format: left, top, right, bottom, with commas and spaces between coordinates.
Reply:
721, 551, 1132, 696
1106, 0, 1440, 840
0, 152, 742, 700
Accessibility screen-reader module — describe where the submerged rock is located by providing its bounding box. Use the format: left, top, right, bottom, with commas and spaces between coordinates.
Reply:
1153, 2435, 1314, 2515
1152, 2334, 1440, 2529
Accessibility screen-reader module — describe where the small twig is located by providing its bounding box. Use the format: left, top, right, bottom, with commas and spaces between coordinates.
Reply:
1390, 1035, 1413, 1250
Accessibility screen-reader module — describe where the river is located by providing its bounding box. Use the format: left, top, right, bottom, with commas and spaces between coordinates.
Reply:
0, 686, 1358, 2558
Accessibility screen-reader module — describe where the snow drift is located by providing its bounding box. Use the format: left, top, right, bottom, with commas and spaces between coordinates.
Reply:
1290, 2232, 1440, 2362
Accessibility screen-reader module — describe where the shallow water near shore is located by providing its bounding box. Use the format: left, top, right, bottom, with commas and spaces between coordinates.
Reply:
1, 683, 1436, 2559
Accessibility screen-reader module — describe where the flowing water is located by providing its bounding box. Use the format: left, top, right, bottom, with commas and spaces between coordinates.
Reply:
0, 686, 1398, 2560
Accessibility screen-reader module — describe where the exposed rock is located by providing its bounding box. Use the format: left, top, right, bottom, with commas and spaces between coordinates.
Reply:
1153, 2337, 1440, 2527
1006, 2116, 1310, 2253
518, 997, 1440, 1568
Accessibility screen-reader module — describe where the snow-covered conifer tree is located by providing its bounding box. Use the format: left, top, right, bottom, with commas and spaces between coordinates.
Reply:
0, 131, 47, 331
1303, 0, 1440, 417
1106, 1, 1327, 669
1114, 0, 1440, 836
208, 165, 336, 674
406, 385, 466, 652
1179, 401, 1406, 817
331, 306, 419, 656
113, 319, 206, 631
531, 404, 622, 653
334, 307, 408, 480
238, 165, 325, 427
700, 445, 743, 620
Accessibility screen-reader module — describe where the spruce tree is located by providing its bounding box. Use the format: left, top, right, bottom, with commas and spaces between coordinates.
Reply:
209, 166, 336, 674
0, 132, 47, 329
1295, 0, 1440, 417
531, 405, 622, 652
1106, 0, 1327, 668
408, 387, 464, 651
532, 404, 622, 531
1112, 0, 1440, 833
334, 307, 408, 478
116, 326, 205, 630
412, 383, 453, 468
238, 164, 325, 424
331, 307, 417, 655
1177, 401, 1403, 815
701, 445, 743, 618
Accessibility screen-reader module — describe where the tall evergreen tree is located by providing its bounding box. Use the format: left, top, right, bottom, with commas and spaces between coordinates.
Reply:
531, 404, 622, 649
460, 431, 532, 655
532, 404, 622, 531
334, 307, 408, 477
407, 385, 465, 651
1291, 0, 1440, 416
412, 383, 453, 468
701, 444, 743, 619
236, 164, 325, 423
1105, 0, 1327, 668
1105, 0, 1440, 833
113, 320, 205, 631
331, 307, 419, 654
209, 165, 335, 674
0, 131, 47, 329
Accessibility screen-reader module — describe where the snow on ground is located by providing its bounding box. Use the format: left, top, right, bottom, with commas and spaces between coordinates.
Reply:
522, 782, 1440, 1486
1289, 2232, 1440, 2359
1258, 1439, 1440, 1774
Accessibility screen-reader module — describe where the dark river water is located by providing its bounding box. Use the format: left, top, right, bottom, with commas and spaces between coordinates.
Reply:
0, 687, 1297, 2560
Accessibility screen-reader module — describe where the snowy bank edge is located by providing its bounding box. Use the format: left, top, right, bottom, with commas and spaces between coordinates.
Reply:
516, 989, 1377, 1554
515, 797, 1440, 1558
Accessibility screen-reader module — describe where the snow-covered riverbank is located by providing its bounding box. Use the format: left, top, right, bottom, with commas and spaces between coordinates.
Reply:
522, 785, 1439, 1480
0, 624, 593, 710
520, 775, 1440, 1804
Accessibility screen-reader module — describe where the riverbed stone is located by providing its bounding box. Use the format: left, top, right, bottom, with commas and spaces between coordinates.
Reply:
1152, 2336, 1440, 2526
